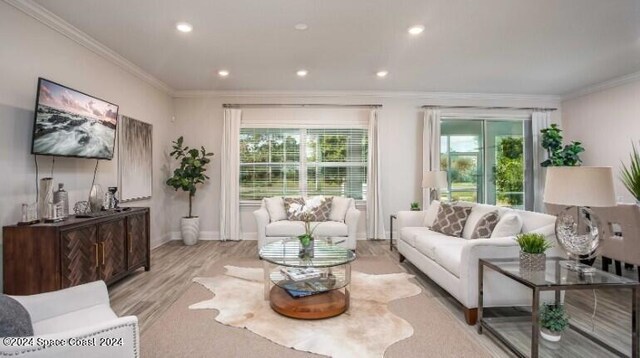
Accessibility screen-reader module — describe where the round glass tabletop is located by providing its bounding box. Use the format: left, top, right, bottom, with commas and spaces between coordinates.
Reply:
259, 238, 356, 268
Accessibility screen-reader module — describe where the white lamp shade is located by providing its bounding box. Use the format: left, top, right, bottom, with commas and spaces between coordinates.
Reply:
543, 166, 616, 207
422, 171, 448, 189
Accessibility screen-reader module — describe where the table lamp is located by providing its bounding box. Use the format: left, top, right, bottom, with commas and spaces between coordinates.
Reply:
543, 166, 616, 273
422, 170, 448, 202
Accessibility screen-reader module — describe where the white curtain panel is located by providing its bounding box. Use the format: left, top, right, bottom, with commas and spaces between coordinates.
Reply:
366, 109, 386, 239
422, 109, 441, 208
220, 108, 242, 241
531, 110, 551, 213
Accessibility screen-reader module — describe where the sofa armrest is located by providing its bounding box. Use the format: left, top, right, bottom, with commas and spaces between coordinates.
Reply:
0, 316, 139, 358
344, 207, 360, 249
396, 211, 427, 235
253, 207, 270, 249
12, 281, 110, 324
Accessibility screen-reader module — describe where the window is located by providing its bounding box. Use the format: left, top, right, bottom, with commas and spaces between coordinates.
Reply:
440, 119, 532, 210
240, 128, 367, 200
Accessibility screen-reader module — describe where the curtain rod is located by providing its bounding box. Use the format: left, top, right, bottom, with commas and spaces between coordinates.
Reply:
421, 105, 557, 111
223, 103, 382, 109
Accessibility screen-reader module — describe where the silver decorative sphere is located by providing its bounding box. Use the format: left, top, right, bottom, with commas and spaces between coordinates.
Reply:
555, 206, 602, 260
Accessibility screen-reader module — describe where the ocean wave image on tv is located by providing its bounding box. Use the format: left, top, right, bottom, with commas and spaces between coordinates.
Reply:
33, 79, 118, 159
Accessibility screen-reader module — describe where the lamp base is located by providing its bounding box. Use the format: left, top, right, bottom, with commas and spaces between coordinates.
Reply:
560, 260, 596, 275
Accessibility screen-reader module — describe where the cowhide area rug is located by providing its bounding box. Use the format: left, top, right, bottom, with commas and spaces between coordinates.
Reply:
141, 257, 492, 358
189, 266, 421, 358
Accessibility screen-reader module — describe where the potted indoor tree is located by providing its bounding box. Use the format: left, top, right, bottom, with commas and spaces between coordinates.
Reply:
540, 303, 569, 342
620, 142, 640, 204
516, 233, 552, 271
166, 136, 214, 245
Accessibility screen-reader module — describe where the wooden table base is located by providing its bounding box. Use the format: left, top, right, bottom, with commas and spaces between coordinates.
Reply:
269, 286, 349, 320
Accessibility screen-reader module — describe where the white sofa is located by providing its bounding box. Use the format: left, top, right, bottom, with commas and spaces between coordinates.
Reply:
396, 201, 562, 325
1, 281, 139, 358
253, 197, 360, 250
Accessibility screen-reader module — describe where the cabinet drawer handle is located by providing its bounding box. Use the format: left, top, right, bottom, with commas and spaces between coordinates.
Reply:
101, 242, 105, 265
94, 243, 99, 268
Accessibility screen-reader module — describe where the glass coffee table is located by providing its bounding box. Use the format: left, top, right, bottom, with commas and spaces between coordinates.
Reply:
478, 257, 640, 358
259, 238, 356, 320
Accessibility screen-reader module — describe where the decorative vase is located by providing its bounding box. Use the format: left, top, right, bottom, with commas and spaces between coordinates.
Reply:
540, 328, 562, 342
89, 184, 103, 213
298, 236, 315, 258
38, 178, 54, 220
519, 251, 546, 271
53, 183, 69, 218
181, 217, 200, 246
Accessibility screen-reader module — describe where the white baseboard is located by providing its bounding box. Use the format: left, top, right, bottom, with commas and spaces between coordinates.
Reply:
151, 232, 172, 249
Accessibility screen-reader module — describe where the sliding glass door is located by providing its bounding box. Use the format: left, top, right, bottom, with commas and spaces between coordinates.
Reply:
440, 119, 531, 210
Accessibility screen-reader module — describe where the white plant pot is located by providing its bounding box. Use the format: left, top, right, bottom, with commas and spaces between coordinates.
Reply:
540, 328, 562, 342
181, 217, 200, 246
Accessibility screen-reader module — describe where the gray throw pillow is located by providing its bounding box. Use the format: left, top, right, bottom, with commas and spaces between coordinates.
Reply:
283, 197, 305, 220
470, 211, 500, 239
0, 295, 33, 337
430, 203, 472, 237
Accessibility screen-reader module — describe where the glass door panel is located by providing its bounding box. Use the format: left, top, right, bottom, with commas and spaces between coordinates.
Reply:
486, 121, 525, 209
440, 121, 483, 204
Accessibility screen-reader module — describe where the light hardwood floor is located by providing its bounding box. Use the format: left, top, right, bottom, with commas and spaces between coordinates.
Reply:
109, 240, 637, 357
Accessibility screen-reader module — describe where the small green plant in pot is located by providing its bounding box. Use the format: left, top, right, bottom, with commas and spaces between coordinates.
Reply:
540, 303, 569, 342
620, 141, 640, 204
410, 202, 421, 211
516, 233, 552, 271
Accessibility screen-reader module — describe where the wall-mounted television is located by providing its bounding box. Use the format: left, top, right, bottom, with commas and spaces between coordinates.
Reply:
31, 78, 119, 160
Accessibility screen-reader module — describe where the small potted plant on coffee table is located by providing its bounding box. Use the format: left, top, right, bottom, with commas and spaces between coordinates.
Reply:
516, 233, 552, 271
540, 303, 569, 342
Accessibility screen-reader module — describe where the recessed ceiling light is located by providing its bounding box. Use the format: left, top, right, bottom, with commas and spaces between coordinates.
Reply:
294, 23, 309, 31
218, 70, 229, 77
296, 69, 308, 77
376, 70, 389, 78
176, 22, 193, 33
408, 25, 425, 35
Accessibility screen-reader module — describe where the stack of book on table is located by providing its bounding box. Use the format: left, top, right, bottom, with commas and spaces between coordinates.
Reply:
279, 268, 329, 298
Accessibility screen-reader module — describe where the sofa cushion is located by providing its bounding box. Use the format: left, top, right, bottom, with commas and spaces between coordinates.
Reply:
413, 230, 460, 260
284, 197, 305, 220
433, 241, 466, 278
491, 213, 524, 238
32, 304, 117, 335
423, 200, 441, 227
0, 295, 33, 337
469, 211, 500, 239
265, 221, 348, 237
329, 197, 351, 223
264, 197, 287, 222
399, 227, 433, 247
306, 196, 333, 222
462, 204, 504, 239
430, 203, 472, 237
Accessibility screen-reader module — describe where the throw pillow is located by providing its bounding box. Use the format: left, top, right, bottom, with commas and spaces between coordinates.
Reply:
423, 200, 441, 227
430, 203, 472, 237
470, 211, 500, 239
329, 196, 351, 223
264, 197, 287, 222
306, 196, 333, 222
461, 204, 496, 239
0, 295, 33, 337
491, 213, 524, 238
283, 197, 305, 221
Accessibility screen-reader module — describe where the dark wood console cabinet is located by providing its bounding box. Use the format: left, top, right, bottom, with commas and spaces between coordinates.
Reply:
3, 207, 150, 295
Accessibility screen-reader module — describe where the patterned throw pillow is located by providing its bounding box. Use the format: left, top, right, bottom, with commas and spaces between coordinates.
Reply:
470, 211, 500, 239
430, 203, 472, 237
284, 197, 305, 221
306, 197, 333, 222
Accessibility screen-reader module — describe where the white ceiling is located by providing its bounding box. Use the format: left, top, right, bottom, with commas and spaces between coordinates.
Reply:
32, 0, 640, 95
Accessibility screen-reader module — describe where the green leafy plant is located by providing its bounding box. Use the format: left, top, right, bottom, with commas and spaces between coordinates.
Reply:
540, 303, 569, 333
410, 202, 420, 211
515, 233, 552, 254
540, 124, 585, 167
620, 142, 640, 201
495, 137, 524, 206
166, 136, 214, 218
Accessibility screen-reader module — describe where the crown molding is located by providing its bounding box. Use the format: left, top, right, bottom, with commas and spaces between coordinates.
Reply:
4, 0, 174, 95
562, 70, 640, 101
173, 89, 561, 103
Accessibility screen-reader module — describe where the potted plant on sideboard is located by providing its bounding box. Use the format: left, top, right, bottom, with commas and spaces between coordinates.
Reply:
620, 141, 640, 204
516, 233, 552, 271
166, 136, 214, 245
540, 303, 569, 342
410, 202, 421, 211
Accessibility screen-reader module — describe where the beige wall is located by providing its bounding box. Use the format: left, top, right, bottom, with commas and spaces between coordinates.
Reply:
0, 1, 176, 288
561, 79, 640, 203
172, 94, 560, 240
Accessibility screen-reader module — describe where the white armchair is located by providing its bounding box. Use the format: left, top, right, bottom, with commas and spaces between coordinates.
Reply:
254, 197, 360, 251
1, 281, 139, 358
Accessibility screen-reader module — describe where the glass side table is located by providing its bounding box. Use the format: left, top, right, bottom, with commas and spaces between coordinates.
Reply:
478, 257, 640, 358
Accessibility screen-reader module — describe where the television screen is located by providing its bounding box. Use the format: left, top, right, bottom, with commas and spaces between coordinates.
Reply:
31, 78, 119, 160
